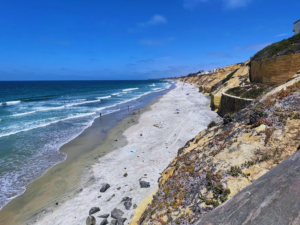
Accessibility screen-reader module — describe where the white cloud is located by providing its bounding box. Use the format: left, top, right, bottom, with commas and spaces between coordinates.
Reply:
208, 52, 233, 58
183, 0, 207, 9
139, 39, 162, 45
223, 0, 252, 8
139, 15, 167, 27
183, 0, 252, 9
275, 33, 290, 37
139, 37, 174, 45
235, 42, 271, 51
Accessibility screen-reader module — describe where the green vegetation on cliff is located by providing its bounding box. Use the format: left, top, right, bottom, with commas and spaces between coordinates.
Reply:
251, 33, 300, 61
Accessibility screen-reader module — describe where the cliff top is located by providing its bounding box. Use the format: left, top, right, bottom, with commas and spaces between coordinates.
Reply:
251, 32, 300, 61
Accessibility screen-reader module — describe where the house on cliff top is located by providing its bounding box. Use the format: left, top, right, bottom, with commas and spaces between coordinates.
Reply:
293, 19, 300, 35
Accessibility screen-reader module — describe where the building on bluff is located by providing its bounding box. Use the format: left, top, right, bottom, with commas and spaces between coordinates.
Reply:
293, 19, 300, 35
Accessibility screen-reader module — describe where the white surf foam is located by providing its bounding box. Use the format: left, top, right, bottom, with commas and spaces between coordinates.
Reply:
122, 88, 139, 92
11, 111, 36, 117
0, 112, 97, 138
1, 100, 21, 106
65, 99, 101, 107
96, 96, 111, 100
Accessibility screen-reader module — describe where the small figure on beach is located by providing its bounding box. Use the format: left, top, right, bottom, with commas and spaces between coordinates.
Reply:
127, 105, 130, 111
99, 112, 102, 118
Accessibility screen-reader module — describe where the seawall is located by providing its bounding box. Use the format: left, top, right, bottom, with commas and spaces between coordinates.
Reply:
250, 53, 300, 84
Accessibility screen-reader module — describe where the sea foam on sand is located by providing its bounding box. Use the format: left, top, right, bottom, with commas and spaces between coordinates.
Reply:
33, 82, 219, 225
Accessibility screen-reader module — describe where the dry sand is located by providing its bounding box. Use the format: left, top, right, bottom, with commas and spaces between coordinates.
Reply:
31, 82, 219, 225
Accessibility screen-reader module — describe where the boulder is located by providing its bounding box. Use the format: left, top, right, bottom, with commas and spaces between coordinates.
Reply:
139, 181, 150, 188
117, 218, 127, 225
110, 220, 117, 225
89, 207, 100, 215
121, 197, 132, 210
98, 214, 109, 218
100, 219, 108, 225
86, 215, 96, 225
111, 208, 124, 219
100, 183, 110, 192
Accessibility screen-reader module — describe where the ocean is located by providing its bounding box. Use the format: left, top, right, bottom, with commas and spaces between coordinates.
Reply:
0, 80, 173, 210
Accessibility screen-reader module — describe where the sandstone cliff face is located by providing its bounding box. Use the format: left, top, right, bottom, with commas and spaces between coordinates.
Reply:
210, 65, 249, 110
136, 75, 300, 225
176, 62, 250, 112
178, 63, 244, 94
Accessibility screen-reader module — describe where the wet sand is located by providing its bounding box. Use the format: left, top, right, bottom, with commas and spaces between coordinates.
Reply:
30, 82, 219, 225
0, 91, 165, 225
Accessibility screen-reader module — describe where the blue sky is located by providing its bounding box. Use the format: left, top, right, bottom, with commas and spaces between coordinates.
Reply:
0, 0, 299, 80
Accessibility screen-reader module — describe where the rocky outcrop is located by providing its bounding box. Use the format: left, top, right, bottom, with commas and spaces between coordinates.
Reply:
135, 75, 300, 224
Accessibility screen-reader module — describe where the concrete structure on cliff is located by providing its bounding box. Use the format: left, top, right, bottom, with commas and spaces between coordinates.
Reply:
293, 19, 300, 35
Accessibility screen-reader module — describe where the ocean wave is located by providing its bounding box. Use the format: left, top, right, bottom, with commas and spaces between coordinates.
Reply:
96, 96, 111, 100
76, 99, 86, 101
38, 106, 65, 111
0, 112, 96, 138
1, 101, 21, 106
65, 99, 101, 107
11, 111, 36, 117
149, 83, 156, 87
37, 99, 101, 111
122, 88, 139, 92
111, 93, 120, 96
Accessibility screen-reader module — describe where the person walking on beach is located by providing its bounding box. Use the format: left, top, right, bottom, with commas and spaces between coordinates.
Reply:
99, 112, 102, 118
127, 105, 130, 111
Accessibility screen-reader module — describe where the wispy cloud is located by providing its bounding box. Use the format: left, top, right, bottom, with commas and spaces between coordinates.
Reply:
183, 0, 207, 10
137, 59, 156, 63
275, 33, 290, 37
42, 38, 71, 46
56, 40, 71, 45
235, 42, 271, 51
139, 37, 175, 46
223, 0, 252, 8
183, 0, 252, 9
208, 52, 232, 58
139, 15, 167, 27
139, 39, 162, 45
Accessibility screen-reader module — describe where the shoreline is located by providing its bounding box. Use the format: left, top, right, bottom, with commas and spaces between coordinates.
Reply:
0, 86, 173, 225
29, 81, 218, 225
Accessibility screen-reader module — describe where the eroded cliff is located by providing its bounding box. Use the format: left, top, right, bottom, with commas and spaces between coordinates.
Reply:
135, 73, 300, 225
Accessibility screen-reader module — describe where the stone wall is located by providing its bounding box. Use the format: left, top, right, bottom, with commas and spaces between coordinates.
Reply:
250, 53, 300, 84
218, 93, 253, 117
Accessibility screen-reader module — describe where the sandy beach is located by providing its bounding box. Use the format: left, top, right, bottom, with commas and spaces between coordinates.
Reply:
24, 81, 218, 225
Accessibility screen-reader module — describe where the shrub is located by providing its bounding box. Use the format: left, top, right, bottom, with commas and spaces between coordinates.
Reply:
221, 69, 239, 84
241, 88, 265, 99
251, 33, 300, 61
208, 121, 217, 128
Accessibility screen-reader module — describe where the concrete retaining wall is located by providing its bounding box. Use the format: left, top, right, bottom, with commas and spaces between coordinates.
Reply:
218, 93, 253, 116
250, 53, 300, 84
